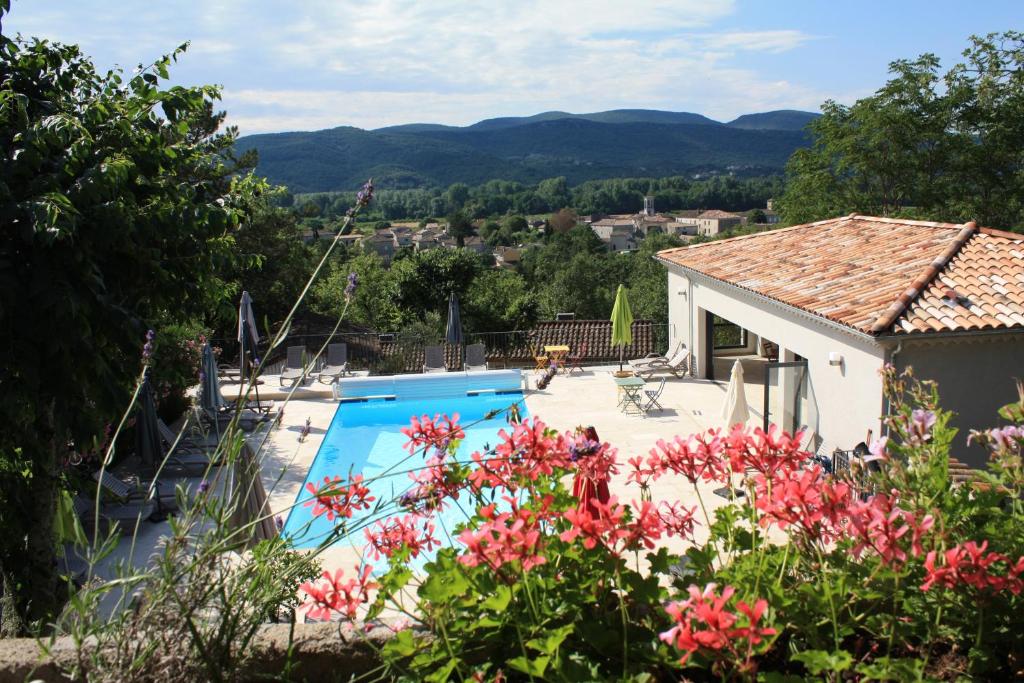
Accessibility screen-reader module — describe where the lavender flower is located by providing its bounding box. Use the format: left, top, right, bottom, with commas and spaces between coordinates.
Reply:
275, 515, 284, 531
344, 272, 358, 302
299, 417, 312, 442
346, 178, 375, 217
198, 480, 210, 494
142, 329, 156, 361
568, 438, 600, 463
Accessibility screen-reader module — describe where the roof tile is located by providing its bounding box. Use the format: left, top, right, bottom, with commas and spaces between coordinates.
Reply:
657, 215, 1024, 335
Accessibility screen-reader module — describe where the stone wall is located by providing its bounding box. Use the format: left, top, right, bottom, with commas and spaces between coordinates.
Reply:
0, 623, 396, 682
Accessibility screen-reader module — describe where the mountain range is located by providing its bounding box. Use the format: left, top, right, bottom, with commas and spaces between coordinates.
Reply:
235, 109, 820, 193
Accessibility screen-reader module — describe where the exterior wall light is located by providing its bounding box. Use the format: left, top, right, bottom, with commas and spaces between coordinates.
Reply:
828, 351, 843, 366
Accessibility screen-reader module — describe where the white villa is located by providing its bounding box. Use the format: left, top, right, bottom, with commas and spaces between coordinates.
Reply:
657, 214, 1024, 467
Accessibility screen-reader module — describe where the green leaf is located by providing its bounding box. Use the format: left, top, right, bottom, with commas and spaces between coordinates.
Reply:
507, 654, 550, 677
419, 568, 469, 603
792, 649, 854, 675
481, 584, 511, 611
526, 624, 574, 656
383, 628, 417, 657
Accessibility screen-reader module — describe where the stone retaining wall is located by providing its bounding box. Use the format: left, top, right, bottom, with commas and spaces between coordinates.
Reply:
0, 623, 395, 682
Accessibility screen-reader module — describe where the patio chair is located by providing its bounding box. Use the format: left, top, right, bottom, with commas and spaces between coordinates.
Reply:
760, 338, 779, 362
279, 346, 308, 386
73, 494, 156, 535
464, 343, 487, 371
531, 345, 549, 373
317, 343, 350, 384
642, 378, 667, 414
629, 341, 685, 372
566, 342, 588, 375
633, 345, 691, 379
423, 345, 446, 373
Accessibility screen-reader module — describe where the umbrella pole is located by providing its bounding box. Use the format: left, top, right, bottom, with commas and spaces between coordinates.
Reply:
619, 344, 624, 372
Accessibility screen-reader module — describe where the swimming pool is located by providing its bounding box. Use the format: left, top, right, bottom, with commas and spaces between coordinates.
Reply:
282, 371, 528, 566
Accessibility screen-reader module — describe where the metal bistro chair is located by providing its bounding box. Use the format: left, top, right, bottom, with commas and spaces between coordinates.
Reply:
641, 378, 667, 414
566, 342, 588, 375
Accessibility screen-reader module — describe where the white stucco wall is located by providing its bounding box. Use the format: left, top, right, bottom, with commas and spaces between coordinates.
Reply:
666, 267, 888, 451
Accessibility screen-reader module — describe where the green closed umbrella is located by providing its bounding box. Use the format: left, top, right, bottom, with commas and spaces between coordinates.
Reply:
610, 284, 633, 372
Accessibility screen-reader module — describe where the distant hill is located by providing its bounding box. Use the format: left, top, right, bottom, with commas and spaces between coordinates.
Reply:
726, 110, 820, 131
236, 108, 818, 192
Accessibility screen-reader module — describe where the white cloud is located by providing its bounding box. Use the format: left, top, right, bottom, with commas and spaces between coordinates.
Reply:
8, 0, 831, 133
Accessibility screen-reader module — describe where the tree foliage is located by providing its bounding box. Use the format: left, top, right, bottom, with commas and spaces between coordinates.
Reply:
780, 32, 1024, 229
0, 23, 255, 631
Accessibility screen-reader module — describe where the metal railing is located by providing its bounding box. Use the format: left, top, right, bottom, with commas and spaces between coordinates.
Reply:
210, 322, 673, 377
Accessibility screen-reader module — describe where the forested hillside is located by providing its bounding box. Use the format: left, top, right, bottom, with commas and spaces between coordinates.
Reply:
236, 108, 817, 192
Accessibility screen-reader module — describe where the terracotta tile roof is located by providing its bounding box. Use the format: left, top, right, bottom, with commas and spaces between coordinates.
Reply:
656, 214, 1024, 336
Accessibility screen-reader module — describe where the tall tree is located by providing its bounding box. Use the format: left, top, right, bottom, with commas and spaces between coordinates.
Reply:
779, 32, 1024, 229
0, 22, 254, 631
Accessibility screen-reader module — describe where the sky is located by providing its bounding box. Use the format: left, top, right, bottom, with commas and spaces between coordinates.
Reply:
5, 1, 1021, 135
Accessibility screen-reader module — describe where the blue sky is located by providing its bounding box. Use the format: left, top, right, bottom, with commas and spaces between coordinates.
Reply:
6, 1, 1021, 134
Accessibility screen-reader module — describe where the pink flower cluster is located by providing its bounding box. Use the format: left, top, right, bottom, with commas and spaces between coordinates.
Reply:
846, 491, 933, 567
401, 413, 465, 456
560, 497, 669, 555
304, 474, 375, 521
457, 497, 552, 573
753, 465, 852, 545
300, 565, 378, 621
660, 583, 776, 669
921, 541, 1024, 594
467, 419, 571, 493
364, 514, 440, 561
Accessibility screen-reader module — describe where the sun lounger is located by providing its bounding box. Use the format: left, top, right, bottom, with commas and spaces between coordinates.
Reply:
279, 346, 308, 386
629, 342, 685, 371
423, 346, 446, 373
464, 343, 487, 371
632, 344, 690, 379
317, 343, 350, 384
73, 494, 156, 535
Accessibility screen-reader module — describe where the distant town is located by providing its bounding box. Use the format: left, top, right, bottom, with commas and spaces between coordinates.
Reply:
313, 197, 780, 267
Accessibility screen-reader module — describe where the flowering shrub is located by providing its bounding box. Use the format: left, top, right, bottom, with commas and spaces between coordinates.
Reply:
294, 367, 1024, 680
147, 321, 212, 421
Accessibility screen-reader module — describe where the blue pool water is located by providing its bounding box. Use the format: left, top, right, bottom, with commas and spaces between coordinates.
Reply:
282, 374, 527, 569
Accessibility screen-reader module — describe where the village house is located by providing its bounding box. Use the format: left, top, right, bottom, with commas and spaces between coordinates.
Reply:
657, 214, 1024, 467
590, 217, 638, 252
389, 226, 414, 248
363, 230, 396, 263
494, 245, 522, 269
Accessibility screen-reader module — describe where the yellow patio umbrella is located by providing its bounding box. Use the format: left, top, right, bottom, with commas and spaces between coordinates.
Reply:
610, 284, 633, 372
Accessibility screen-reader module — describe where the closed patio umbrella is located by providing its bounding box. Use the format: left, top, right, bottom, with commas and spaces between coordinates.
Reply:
721, 360, 751, 428
238, 291, 260, 371
200, 342, 226, 413
228, 443, 278, 549
135, 371, 163, 476
445, 292, 463, 366
610, 284, 633, 373
237, 291, 263, 409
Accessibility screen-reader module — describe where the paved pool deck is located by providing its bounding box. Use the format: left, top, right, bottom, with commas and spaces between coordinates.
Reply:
258, 359, 771, 583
